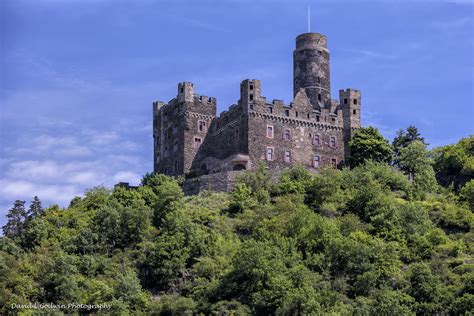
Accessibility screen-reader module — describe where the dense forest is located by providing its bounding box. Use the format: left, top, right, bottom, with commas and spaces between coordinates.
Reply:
1, 127, 473, 315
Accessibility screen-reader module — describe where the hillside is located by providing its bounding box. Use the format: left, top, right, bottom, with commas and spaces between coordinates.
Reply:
1, 132, 473, 315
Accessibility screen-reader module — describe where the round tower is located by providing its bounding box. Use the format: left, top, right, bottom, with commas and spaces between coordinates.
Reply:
293, 33, 331, 108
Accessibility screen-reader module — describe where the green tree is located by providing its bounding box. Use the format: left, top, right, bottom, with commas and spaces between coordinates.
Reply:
349, 127, 393, 167
27, 196, 44, 219
393, 125, 426, 161
398, 140, 438, 196
2, 200, 27, 239
460, 179, 474, 210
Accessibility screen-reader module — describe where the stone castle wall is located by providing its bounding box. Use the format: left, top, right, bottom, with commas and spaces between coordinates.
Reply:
152, 32, 361, 190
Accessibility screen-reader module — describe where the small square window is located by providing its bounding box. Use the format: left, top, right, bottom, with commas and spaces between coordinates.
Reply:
344, 98, 348, 105
353, 99, 358, 105
249, 94, 254, 101
284, 151, 292, 163
266, 125, 274, 138
249, 84, 254, 90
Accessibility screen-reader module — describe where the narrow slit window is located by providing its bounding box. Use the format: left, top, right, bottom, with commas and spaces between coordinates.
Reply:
353, 99, 357, 105
318, 94, 322, 102
285, 109, 290, 117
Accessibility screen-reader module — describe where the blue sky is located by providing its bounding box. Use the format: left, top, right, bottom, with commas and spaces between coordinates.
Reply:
0, 0, 473, 225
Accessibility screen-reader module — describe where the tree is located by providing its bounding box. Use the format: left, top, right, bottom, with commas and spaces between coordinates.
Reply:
398, 140, 438, 196
393, 125, 426, 161
348, 127, 393, 167
27, 196, 44, 219
432, 136, 474, 189
2, 200, 27, 239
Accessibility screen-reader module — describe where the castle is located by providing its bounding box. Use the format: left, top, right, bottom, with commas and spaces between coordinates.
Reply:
152, 32, 361, 190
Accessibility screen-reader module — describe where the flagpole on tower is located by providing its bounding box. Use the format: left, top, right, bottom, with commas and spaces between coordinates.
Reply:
308, 6, 311, 33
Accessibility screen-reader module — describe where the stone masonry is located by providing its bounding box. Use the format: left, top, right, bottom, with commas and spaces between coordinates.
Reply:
152, 32, 361, 191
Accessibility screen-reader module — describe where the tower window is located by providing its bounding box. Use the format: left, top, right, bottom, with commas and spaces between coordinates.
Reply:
266, 147, 274, 161
285, 109, 290, 117
194, 137, 202, 149
313, 155, 321, 168
266, 125, 274, 138
353, 99, 357, 105
180, 87, 184, 93
249, 84, 254, 90
318, 94, 322, 102
344, 98, 348, 105
249, 94, 254, 101
331, 158, 337, 168
268, 107, 273, 114
313, 134, 321, 146
307, 113, 310, 119
198, 120, 207, 132
316, 115, 320, 122
330, 136, 337, 148
353, 109, 357, 115
284, 129, 291, 141
284, 151, 292, 163
208, 97, 212, 103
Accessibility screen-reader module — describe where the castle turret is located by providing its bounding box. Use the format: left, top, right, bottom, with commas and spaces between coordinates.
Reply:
240, 79, 261, 111
293, 33, 331, 109
340, 89, 361, 160
178, 82, 195, 102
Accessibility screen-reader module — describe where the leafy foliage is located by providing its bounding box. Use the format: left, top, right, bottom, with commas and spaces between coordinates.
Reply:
1, 134, 473, 314
349, 126, 394, 167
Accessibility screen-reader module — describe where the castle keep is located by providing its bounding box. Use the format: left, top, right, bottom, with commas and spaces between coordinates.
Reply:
153, 32, 361, 187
